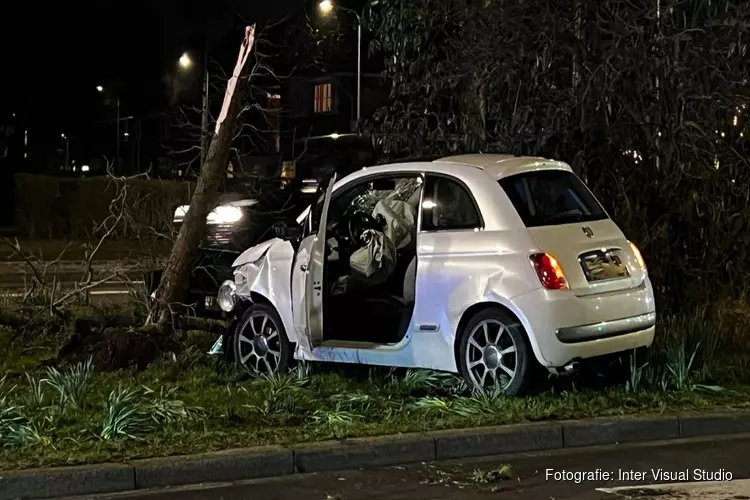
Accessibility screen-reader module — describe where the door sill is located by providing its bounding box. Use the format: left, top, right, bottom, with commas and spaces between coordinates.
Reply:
320, 340, 396, 349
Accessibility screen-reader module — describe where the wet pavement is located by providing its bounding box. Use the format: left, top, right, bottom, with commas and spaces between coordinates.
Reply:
61, 434, 750, 500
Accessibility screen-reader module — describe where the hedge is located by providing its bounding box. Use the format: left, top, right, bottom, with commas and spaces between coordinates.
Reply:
14, 174, 195, 240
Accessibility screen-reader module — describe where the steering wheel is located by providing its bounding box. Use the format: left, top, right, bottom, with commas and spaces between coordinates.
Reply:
347, 210, 381, 243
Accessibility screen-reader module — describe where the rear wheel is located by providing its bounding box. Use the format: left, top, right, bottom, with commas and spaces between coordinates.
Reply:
234, 303, 292, 376
457, 306, 535, 396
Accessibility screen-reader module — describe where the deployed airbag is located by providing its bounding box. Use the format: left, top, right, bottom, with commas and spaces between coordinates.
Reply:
349, 229, 396, 285
372, 199, 415, 250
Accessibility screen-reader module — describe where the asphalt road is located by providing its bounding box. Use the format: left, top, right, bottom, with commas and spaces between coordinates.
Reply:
59, 435, 750, 500
0, 264, 144, 305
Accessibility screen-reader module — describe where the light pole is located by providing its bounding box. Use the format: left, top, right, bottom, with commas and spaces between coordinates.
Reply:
61, 133, 69, 170
96, 86, 120, 160
319, 0, 362, 123
179, 52, 210, 168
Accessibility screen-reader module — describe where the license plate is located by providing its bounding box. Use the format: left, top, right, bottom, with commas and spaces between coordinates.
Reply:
579, 249, 630, 282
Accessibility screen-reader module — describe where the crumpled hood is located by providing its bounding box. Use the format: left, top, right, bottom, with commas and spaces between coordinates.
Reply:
232, 237, 282, 267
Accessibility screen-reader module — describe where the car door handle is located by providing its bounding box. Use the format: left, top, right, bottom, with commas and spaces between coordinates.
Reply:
300, 264, 308, 272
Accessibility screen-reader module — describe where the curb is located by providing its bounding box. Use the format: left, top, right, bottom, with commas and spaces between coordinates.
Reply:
1, 410, 749, 500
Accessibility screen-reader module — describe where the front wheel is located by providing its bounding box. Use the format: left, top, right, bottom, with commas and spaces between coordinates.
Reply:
234, 303, 292, 376
457, 306, 535, 396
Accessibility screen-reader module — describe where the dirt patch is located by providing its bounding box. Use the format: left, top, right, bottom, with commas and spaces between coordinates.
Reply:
54, 317, 179, 371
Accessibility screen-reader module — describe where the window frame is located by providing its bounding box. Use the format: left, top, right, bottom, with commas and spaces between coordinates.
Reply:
305, 171, 426, 237
420, 174, 485, 233
313, 82, 333, 114
498, 169, 608, 228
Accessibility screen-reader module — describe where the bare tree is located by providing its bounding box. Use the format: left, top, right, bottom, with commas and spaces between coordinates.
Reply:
366, 0, 750, 313
147, 26, 257, 332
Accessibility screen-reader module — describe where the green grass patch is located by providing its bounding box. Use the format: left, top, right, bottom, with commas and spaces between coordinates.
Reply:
1, 307, 750, 471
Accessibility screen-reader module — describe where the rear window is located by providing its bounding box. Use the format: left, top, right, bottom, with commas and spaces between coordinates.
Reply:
498, 170, 607, 227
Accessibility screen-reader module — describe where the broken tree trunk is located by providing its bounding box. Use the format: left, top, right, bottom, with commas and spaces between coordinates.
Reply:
148, 26, 256, 332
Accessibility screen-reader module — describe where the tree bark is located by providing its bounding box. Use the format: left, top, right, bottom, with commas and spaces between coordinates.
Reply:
148, 26, 256, 332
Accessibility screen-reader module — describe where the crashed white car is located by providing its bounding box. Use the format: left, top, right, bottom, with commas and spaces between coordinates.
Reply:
216, 155, 655, 395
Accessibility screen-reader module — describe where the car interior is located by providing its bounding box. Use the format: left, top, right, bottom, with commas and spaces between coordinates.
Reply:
319, 175, 423, 345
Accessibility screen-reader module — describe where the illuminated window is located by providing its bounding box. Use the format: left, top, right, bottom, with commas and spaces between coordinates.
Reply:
314, 83, 332, 113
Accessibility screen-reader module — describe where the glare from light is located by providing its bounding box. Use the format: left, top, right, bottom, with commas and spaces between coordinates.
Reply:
81, 165, 90, 172
208, 206, 243, 224
319, 0, 333, 14
422, 200, 437, 209
124, 132, 129, 137
179, 53, 193, 69
721, 132, 726, 137
96, 85, 103, 92
173, 204, 243, 224
330, 133, 340, 139
734, 115, 739, 126
61, 133, 66, 139
301, 186, 318, 194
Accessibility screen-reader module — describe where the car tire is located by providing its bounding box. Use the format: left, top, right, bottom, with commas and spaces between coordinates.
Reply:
457, 306, 536, 397
233, 302, 293, 377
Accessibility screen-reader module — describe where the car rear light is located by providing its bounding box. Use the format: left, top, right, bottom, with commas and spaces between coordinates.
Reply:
530, 253, 569, 290
628, 241, 647, 275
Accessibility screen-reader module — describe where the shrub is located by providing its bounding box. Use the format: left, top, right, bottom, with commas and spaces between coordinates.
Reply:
14, 174, 194, 240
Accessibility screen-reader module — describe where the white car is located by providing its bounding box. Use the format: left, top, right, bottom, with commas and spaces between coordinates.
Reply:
216, 155, 655, 395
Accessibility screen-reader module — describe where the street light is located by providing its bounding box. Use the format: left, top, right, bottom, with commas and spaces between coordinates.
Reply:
319, 0, 333, 13
61, 134, 69, 170
318, 0, 362, 123
179, 53, 193, 69
97, 85, 121, 160
178, 51, 209, 168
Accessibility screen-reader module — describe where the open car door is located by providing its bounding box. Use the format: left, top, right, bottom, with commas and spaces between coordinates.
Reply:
292, 173, 336, 348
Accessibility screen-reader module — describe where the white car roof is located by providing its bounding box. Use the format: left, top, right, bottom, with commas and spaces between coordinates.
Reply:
295, 154, 573, 224
434, 154, 572, 179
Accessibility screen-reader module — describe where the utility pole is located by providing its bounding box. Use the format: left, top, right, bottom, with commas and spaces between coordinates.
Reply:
116, 97, 121, 161
200, 53, 209, 169
356, 20, 361, 122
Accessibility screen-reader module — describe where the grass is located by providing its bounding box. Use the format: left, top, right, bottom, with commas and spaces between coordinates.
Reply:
0, 306, 749, 471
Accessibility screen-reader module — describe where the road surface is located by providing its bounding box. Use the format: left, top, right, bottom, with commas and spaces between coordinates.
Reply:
59, 434, 750, 500
0, 262, 145, 305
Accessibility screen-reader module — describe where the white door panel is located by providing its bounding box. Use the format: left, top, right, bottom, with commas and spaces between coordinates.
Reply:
291, 234, 315, 340
303, 174, 336, 347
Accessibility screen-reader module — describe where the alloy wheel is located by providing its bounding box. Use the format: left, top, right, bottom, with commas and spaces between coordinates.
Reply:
236, 310, 282, 375
464, 318, 518, 389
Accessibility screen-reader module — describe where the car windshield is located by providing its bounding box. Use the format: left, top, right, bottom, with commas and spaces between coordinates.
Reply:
498, 170, 607, 227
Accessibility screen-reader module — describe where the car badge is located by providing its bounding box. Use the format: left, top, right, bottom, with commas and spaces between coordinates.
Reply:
582, 226, 594, 238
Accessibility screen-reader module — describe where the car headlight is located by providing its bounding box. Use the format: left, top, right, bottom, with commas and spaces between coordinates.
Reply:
173, 205, 243, 225
207, 205, 243, 225
173, 205, 189, 223
217, 280, 237, 312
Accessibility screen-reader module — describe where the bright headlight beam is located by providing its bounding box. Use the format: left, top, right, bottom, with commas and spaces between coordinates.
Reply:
208, 206, 243, 224
173, 205, 243, 224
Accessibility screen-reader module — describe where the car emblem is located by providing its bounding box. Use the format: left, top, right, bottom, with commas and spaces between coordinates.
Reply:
582, 226, 594, 238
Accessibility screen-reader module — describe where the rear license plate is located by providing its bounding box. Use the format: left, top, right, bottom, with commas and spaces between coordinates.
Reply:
579, 249, 630, 282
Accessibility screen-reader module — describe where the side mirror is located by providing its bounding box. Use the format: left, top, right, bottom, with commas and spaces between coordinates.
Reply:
273, 221, 300, 240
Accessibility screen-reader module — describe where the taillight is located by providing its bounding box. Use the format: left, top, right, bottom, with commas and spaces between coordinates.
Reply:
628, 241, 647, 275
530, 253, 569, 290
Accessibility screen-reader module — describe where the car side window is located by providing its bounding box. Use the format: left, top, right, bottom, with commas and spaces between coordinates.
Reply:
421, 175, 482, 231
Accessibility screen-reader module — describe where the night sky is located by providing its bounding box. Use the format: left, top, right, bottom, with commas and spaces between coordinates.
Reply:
0, 0, 302, 134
